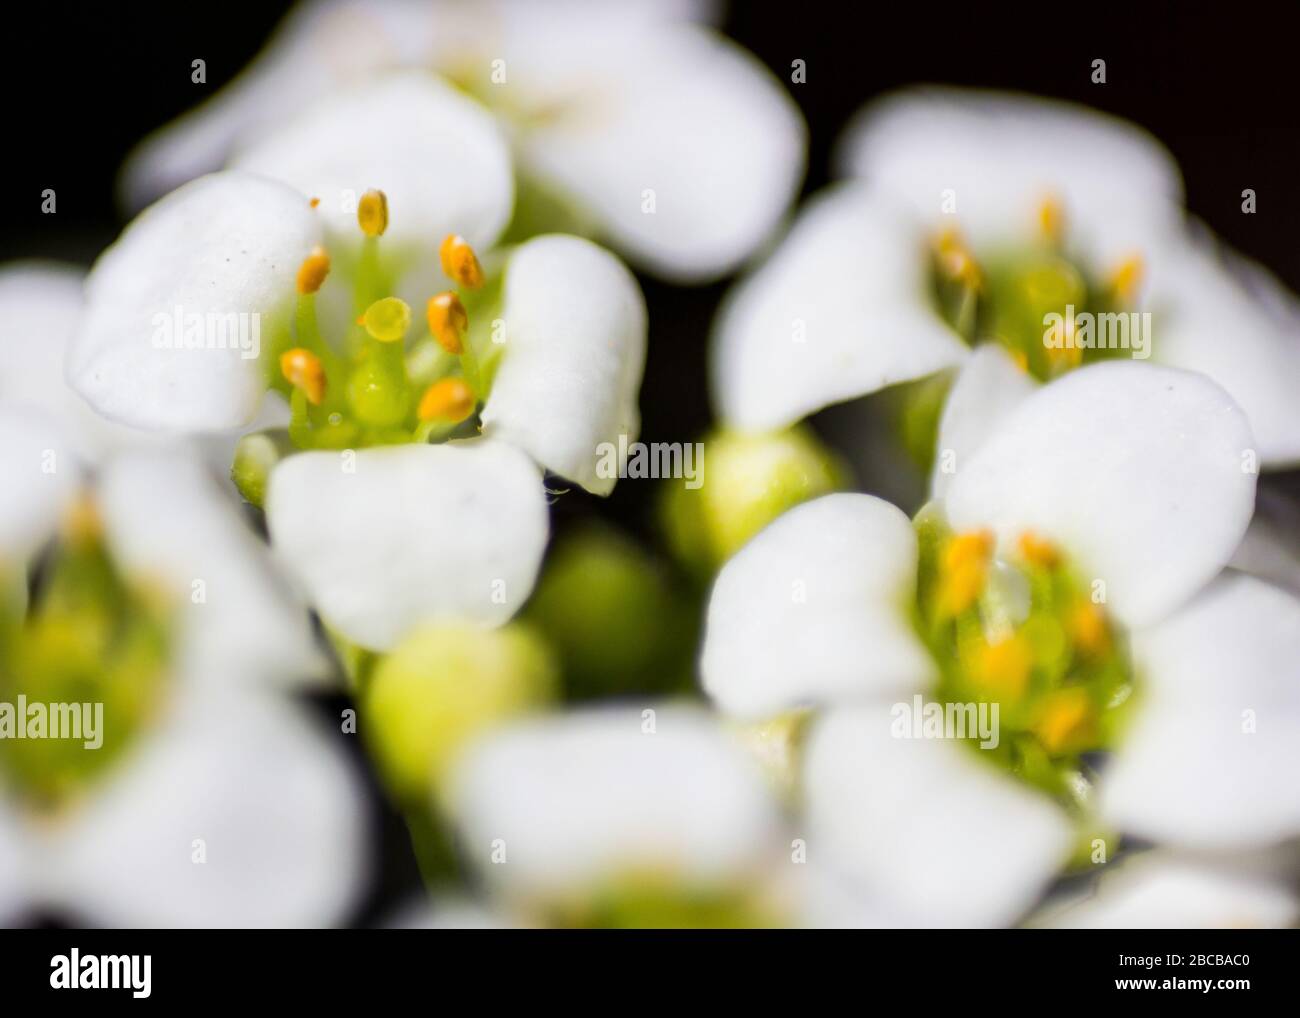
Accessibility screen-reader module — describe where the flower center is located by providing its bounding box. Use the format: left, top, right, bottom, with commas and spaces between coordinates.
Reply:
259, 189, 501, 457
911, 507, 1137, 808
0, 498, 172, 811
929, 197, 1147, 382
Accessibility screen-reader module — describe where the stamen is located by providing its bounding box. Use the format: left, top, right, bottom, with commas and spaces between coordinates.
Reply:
62, 492, 103, 546
362, 297, 412, 344
280, 348, 327, 405
1037, 195, 1065, 245
417, 377, 476, 423
1068, 601, 1110, 658
295, 245, 331, 295
936, 529, 993, 618
972, 633, 1032, 702
357, 189, 389, 237
426, 292, 468, 355
310, 197, 321, 209
1017, 531, 1060, 569
440, 233, 485, 289
1107, 253, 1144, 303
1033, 688, 1097, 755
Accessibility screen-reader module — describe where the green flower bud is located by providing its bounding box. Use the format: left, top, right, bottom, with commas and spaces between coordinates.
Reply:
363, 622, 557, 803
661, 426, 848, 574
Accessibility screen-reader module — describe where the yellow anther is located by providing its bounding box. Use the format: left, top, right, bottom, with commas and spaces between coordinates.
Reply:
309, 196, 321, 209
357, 189, 389, 237
1033, 687, 1097, 755
295, 245, 331, 295
1017, 531, 1061, 570
1107, 252, 1145, 303
62, 492, 103, 546
426, 291, 468, 355
362, 297, 412, 344
934, 229, 981, 289
418, 377, 476, 423
972, 633, 1034, 702
1068, 601, 1111, 658
936, 529, 994, 618
1038, 194, 1065, 244
440, 233, 485, 289
280, 348, 327, 404
1009, 349, 1029, 373
1044, 322, 1083, 372
279, 348, 327, 405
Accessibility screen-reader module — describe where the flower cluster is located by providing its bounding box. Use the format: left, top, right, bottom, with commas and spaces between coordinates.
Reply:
2, 0, 1298, 931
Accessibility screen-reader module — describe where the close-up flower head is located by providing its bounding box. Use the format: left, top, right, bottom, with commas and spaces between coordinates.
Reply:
1, 0, 1298, 998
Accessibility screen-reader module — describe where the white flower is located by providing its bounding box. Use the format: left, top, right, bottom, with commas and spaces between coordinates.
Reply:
120, 0, 805, 283
700, 362, 1300, 926
713, 87, 1300, 469
444, 703, 790, 923
0, 429, 366, 926
67, 152, 646, 651
0, 686, 369, 928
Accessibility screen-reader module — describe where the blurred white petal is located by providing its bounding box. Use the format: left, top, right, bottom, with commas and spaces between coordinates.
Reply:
69, 172, 321, 432
0, 406, 84, 563
119, 0, 442, 210
929, 344, 1038, 500
0, 797, 31, 924
448, 704, 782, 899
1148, 224, 1300, 468
481, 235, 646, 495
1102, 575, 1300, 849
701, 493, 934, 719
804, 705, 1073, 928
266, 439, 547, 651
98, 450, 330, 689
838, 87, 1182, 266
1042, 854, 1299, 929
516, 24, 804, 281
49, 688, 368, 928
232, 71, 513, 255
711, 185, 968, 432
943, 362, 1256, 629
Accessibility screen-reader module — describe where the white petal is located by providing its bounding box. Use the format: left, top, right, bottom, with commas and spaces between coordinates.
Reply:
480, 235, 646, 495
0, 797, 31, 924
266, 439, 548, 650
943, 362, 1256, 628
1228, 489, 1300, 598
382, 895, 516, 929
0, 263, 172, 460
711, 185, 968, 432
48, 688, 369, 928
447, 704, 782, 898
804, 705, 1074, 927
119, 0, 442, 210
1041, 854, 1299, 929
1102, 575, 1300, 849
516, 23, 804, 281
700, 494, 934, 719
98, 451, 329, 689
1148, 224, 1300, 467
930, 344, 1039, 500
0, 406, 83, 563
232, 71, 513, 256
838, 88, 1182, 266
69, 172, 321, 432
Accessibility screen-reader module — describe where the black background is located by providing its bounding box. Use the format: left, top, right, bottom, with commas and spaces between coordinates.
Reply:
2, 0, 1297, 925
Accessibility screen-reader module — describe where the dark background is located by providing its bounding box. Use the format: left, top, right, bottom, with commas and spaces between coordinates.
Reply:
4, 0, 1296, 924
